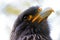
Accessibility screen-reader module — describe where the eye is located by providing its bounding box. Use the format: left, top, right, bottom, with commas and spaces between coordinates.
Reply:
23, 16, 27, 19
23, 15, 28, 20
23, 15, 33, 21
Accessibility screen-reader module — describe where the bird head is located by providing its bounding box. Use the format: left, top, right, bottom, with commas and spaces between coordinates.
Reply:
21, 6, 54, 24
11, 6, 54, 40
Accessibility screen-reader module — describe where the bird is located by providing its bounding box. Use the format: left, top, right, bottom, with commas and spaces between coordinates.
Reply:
10, 6, 54, 40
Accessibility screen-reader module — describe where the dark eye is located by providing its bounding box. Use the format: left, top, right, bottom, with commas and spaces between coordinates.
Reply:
23, 15, 28, 20
23, 16, 27, 19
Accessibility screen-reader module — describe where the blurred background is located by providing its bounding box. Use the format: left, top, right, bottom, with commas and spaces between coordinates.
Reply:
0, 0, 60, 40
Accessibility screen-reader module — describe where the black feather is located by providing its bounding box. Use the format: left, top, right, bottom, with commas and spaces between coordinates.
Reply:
11, 6, 52, 40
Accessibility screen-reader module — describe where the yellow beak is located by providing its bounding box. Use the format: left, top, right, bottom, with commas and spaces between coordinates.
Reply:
32, 8, 54, 23
28, 8, 54, 23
